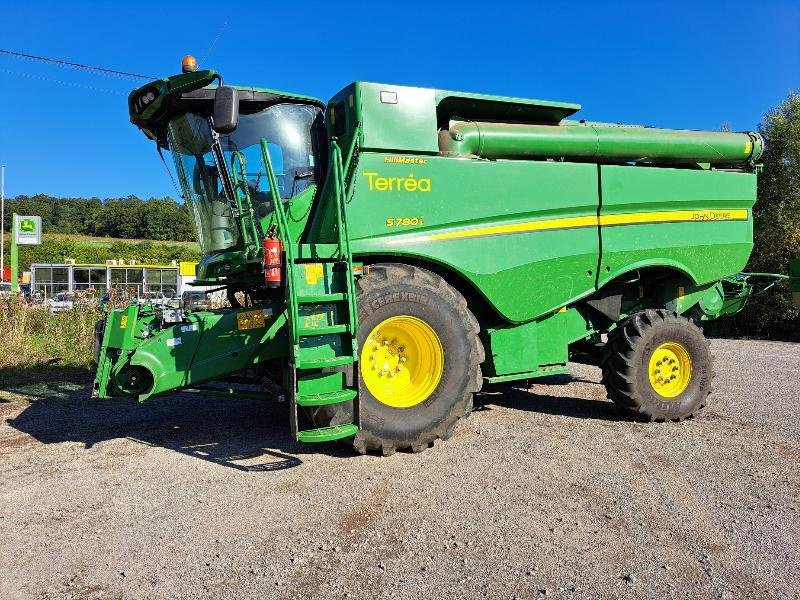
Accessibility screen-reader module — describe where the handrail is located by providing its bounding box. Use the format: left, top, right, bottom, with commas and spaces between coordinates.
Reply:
259, 138, 300, 348
341, 123, 361, 192
331, 139, 359, 341
229, 151, 262, 257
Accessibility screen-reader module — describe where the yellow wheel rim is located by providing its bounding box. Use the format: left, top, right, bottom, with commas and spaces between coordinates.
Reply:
648, 342, 692, 398
359, 315, 444, 408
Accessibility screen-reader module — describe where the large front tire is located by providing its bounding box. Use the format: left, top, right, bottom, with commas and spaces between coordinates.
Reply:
601, 309, 714, 421
311, 263, 484, 455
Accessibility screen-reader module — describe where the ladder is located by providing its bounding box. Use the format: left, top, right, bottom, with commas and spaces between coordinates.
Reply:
260, 137, 360, 443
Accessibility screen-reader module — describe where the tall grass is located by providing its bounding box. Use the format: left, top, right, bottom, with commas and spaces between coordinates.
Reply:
0, 297, 100, 370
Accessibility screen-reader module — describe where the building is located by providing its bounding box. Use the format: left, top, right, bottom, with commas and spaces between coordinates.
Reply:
30, 260, 200, 299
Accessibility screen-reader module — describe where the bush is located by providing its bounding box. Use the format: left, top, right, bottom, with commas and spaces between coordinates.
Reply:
707, 93, 800, 341
0, 297, 100, 370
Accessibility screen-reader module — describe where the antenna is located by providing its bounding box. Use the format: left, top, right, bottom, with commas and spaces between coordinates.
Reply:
201, 21, 229, 65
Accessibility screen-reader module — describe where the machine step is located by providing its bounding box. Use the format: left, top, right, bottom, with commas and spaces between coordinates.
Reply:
298, 324, 349, 337
296, 388, 357, 407
295, 355, 354, 370
297, 423, 359, 443
298, 293, 347, 304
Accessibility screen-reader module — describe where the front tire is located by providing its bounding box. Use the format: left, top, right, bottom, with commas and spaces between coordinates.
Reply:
311, 263, 484, 455
601, 309, 714, 421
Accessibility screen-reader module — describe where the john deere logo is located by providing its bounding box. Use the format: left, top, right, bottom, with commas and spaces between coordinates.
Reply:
15, 215, 42, 245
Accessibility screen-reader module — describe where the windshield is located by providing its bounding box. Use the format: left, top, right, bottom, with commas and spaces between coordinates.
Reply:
168, 102, 322, 254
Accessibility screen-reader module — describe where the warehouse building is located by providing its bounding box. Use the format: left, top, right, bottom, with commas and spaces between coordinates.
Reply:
29, 260, 199, 299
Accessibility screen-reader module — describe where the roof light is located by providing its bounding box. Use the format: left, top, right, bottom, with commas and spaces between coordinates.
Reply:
182, 55, 198, 73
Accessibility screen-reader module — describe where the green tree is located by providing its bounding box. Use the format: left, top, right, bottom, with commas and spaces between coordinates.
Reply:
711, 92, 800, 340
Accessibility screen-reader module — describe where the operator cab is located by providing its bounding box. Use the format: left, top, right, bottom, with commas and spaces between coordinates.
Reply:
168, 101, 325, 254
127, 60, 327, 283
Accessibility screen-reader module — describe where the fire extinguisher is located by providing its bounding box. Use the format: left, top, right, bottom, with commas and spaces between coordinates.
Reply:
263, 226, 283, 288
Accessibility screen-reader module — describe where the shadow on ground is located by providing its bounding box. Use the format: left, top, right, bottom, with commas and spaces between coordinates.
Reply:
1, 365, 353, 472
476, 374, 630, 422
3, 367, 629, 470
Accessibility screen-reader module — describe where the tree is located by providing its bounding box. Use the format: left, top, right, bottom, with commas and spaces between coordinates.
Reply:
710, 92, 800, 340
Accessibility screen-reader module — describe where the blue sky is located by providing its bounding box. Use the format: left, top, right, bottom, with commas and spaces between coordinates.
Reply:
0, 0, 798, 200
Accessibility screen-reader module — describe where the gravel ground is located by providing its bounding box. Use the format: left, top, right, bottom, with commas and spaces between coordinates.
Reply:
0, 338, 798, 600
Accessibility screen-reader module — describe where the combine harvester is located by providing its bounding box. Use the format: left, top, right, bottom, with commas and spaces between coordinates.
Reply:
94, 57, 800, 455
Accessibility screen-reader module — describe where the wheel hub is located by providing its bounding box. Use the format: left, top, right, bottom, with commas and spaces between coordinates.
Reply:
648, 342, 692, 398
360, 315, 444, 408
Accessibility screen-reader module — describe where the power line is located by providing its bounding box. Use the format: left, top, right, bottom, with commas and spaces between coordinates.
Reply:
0, 68, 127, 95
0, 48, 155, 80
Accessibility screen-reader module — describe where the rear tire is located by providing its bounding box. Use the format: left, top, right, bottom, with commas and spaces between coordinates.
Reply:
601, 309, 714, 421
311, 263, 484, 455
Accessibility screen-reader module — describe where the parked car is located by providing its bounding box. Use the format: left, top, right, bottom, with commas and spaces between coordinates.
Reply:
181, 290, 211, 310
49, 291, 75, 313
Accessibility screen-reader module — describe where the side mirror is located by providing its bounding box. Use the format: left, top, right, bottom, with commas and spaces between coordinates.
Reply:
213, 86, 239, 134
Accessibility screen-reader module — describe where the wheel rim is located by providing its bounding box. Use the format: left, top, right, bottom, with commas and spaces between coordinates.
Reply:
648, 342, 692, 398
360, 315, 444, 408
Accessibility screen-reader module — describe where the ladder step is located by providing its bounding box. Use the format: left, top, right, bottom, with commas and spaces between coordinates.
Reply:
298, 293, 347, 304
298, 324, 349, 337
295, 355, 354, 370
297, 423, 359, 443
296, 388, 357, 407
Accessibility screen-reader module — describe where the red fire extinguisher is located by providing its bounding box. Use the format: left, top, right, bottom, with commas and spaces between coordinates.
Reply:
263, 228, 283, 288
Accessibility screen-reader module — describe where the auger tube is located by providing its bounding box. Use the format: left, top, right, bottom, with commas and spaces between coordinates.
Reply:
439, 120, 764, 164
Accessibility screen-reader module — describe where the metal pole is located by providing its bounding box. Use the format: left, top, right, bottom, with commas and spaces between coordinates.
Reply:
10, 212, 18, 293
1, 165, 5, 280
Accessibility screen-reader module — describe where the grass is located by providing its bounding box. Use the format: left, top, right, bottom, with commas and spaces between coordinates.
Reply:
44, 232, 200, 250
0, 297, 99, 396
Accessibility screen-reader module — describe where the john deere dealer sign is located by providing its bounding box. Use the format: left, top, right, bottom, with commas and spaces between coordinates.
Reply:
15, 215, 42, 245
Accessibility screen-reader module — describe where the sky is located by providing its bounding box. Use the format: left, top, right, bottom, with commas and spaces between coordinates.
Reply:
0, 0, 798, 200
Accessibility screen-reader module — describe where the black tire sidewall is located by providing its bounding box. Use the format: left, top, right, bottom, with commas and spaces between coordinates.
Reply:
632, 320, 711, 419
355, 275, 474, 445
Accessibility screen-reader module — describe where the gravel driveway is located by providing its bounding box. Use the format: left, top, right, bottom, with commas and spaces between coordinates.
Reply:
1, 338, 798, 599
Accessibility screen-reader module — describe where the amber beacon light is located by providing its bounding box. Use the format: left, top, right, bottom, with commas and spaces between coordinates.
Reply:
181, 55, 198, 73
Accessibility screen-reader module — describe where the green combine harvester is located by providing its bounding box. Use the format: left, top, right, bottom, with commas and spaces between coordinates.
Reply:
94, 57, 800, 455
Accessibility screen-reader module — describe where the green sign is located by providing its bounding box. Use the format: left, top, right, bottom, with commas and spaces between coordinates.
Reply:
15, 215, 41, 245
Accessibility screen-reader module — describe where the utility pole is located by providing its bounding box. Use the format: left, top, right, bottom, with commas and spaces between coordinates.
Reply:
10, 213, 18, 293
1, 164, 5, 281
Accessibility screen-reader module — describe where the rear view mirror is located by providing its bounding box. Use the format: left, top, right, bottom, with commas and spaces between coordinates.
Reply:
213, 86, 239, 134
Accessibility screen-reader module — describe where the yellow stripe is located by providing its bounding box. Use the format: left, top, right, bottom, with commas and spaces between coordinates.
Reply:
599, 209, 748, 227
404, 208, 748, 244
427, 215, 598, 241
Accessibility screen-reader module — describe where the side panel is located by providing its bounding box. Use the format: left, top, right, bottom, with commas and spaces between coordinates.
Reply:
598, 167, 756, 287
356, 83, 439, 154
347, 153, 601, 322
